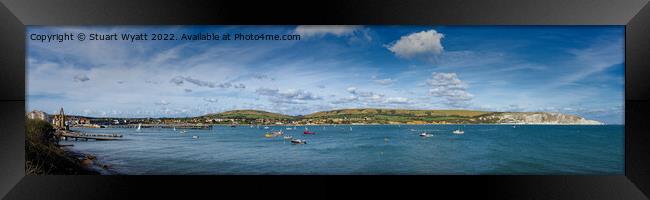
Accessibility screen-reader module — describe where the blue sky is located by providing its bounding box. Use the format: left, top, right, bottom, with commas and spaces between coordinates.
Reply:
26, 26, 624, 124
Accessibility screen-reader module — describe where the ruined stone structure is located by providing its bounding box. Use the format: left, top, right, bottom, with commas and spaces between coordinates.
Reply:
52, 107, 68, 130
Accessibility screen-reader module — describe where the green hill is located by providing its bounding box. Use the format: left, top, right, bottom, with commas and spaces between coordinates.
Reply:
303, 108, 490, 124
195, 108, 600, 125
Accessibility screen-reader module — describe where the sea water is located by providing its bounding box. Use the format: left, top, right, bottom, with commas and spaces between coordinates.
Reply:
63, 125, 624, 175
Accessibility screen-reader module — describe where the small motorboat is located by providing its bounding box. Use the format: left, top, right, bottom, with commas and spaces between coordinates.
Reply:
192, 135, 199, 139
286, 127, 293, 130
452, 129, 464, 135
180, 130, 187, 134
291, 139, 307, 144
419, 132, 433, 137
303, 127, 315, 134
283, 136, 293, 140
265, 130, 283, 138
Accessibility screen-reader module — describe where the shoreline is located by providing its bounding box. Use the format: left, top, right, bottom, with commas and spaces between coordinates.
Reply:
60, 145, 120, 175
57, 130, 120, 175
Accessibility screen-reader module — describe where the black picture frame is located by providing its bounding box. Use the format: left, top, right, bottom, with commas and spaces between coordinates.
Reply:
1, 0, 649, 199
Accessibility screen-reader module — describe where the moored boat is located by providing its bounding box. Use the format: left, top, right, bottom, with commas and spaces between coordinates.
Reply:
290, 139, 307, 144
265, 130, 284, 138
303, 127, 315, 134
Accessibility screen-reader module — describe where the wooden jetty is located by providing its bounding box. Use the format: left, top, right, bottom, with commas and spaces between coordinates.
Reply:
58, 131, 123, 141
108, 123, 212, 129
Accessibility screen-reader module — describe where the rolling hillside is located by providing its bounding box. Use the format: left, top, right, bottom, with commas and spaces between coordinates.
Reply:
196, 108, 601, 125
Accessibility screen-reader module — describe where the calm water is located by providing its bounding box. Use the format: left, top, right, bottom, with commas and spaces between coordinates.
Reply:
64, 125, 624, 175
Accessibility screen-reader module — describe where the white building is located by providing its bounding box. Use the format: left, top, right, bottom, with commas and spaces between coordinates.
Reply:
26, 110, 50, 122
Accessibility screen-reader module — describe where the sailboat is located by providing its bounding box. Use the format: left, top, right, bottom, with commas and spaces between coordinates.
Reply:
349, 126, 352, 131
173, 127, 176, 131
137, 123, 142, 131
452, 126, 464, 135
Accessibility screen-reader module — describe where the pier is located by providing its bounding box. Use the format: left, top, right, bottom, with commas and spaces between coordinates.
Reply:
108, 124, 213, 129
58, 131, 123, 141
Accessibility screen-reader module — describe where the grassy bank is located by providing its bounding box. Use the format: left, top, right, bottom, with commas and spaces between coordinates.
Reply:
25, 118, 99, 175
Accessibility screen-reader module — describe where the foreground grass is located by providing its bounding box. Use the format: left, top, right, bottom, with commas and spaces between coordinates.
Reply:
25, 118, 98, 175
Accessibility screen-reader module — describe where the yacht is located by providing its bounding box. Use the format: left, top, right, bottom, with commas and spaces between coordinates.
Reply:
290, 139, 307, 144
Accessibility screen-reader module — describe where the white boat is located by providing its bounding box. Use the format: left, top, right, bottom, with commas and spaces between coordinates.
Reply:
286, 127, 292, 130
452, 129, 464, 134
192, 135, 199, 139
349, 127, 352, 131
419, 132, 433, 137
173, 127, 176, 131
290, 139, 307, 144
283, 136, 293, 140
136, 123, 142, 131
264, 126, 270, 129
180, 130, 187, 134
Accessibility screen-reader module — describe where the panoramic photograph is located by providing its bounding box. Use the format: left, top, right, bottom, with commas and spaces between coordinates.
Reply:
25, 25, 624, 175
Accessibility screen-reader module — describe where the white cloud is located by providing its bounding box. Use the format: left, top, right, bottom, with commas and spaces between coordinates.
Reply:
204, 98, 218, 103
73, 74, 90, 82
255, 87, 322, 104
426, 72, 473, 106
331, 96, 359, 104
335, 87, 413, 106
155, 100, 171, 106
385, 97, 411, 104
170, 76, 245, 89
294, 25, 363, 38
374, 78, 395, 85
385, 29, 444, 59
